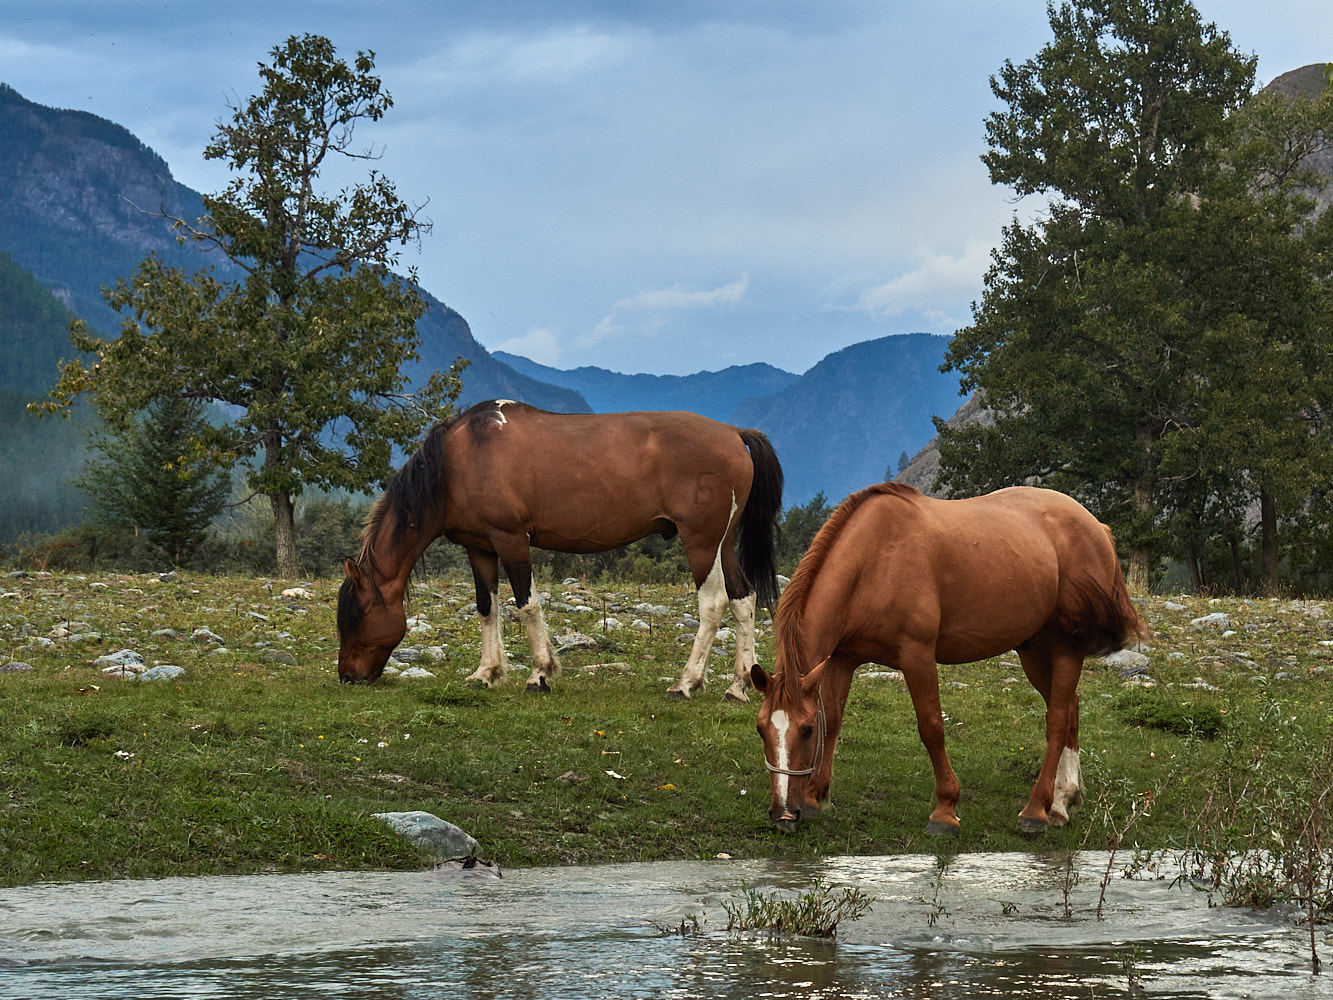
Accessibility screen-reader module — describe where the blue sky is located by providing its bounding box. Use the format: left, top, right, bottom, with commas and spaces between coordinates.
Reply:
2, 2, 1329, 375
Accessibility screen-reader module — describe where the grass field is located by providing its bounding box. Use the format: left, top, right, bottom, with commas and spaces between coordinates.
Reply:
2, 570, 1331, 890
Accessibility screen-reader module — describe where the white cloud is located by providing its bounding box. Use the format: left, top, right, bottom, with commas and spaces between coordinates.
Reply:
493, 327, 563, 366
855, 244, 991, 321
579, 273, 749, 349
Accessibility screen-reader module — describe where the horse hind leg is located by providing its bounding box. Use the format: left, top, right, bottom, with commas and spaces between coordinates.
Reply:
667, 547, 729, 700
1017, 644, 1083, 834
723, 592, 757, 703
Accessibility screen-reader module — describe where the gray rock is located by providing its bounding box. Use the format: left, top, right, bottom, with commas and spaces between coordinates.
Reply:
192, 627, 225, 645
373, 810, 479, 859
261, 649, 298, 665
391, 646, 422, 663
150, 628, 179, 640
1191, 612, 1231, 630
1163, 601, 1187, 612
0, 661, 34, 673
139, 665, 185, 681
432, 856, 502, 878
397, 666, 436, 679
1100, 648, 1151, 677
94, 649, 146, 670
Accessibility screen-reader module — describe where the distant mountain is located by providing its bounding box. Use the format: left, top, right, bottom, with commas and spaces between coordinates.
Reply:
0, 83, 585, 414
729, 333, 965, 505
493, 352, 797, 422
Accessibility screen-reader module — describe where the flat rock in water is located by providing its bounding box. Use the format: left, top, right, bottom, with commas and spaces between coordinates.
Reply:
433, 856, 502, 878
373, 810, 480, 860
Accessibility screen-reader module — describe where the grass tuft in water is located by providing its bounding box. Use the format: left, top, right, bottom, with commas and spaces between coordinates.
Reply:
723, 878, 873, 938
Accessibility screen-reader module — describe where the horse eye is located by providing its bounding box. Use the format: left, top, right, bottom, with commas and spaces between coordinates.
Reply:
800, 725, 814, 739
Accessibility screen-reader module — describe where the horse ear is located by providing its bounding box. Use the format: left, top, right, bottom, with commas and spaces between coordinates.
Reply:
801, 658, 828, 694
750, 664, 771, 693
344, 558, 361, 583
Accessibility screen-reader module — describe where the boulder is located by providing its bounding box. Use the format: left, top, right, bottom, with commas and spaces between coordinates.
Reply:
373, 811, 480, 859
139, 665, 185, 681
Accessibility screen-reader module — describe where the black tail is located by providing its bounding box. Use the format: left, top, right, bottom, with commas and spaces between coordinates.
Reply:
737, 429, 783, 610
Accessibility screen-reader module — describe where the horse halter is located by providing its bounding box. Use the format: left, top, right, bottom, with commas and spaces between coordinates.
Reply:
763, 690, 827, 778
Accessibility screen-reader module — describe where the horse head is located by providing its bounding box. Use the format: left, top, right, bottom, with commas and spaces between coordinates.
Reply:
337, 557, 407, 683
750, 659, 828, 833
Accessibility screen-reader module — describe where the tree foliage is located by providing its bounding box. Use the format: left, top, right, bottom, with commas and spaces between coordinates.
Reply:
937, 0, 1333, 593
73, 397, 231, 566
33, 34, 464, 576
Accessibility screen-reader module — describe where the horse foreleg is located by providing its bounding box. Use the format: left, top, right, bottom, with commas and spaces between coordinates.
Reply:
901, 653, 962, 835
464, 549, 509, 688
1018, 646, 1083, 835
805, 656, 856, 816
666, 549, 728, 700
723, 592, 757, 702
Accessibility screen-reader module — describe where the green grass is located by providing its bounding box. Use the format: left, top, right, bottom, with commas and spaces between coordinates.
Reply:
2, 572, 1332, 887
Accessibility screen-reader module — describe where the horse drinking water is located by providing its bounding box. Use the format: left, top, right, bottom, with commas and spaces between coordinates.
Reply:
752, 483, 1144, 835
338, 400, 783, 700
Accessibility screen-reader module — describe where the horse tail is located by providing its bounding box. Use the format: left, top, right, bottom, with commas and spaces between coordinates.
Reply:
1059, 537, 1147, 656
737, 428, 784, 610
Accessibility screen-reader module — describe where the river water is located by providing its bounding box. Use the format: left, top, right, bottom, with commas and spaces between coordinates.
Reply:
0, 852, 1324, 998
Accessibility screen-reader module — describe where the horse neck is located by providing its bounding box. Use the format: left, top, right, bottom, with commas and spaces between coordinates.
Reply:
364, 515, 436, 606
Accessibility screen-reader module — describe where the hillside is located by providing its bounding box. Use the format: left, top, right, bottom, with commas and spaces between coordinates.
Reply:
730, 333, 964, 504
493, 353, 796, 422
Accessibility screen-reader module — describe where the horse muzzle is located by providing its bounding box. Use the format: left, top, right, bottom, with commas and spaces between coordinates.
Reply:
772, 808, 802, 834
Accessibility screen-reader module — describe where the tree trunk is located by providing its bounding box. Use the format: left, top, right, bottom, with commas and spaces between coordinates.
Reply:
1128, 547, 1151, 594
271, 492, 299, 578
1260, 491, 1279, 595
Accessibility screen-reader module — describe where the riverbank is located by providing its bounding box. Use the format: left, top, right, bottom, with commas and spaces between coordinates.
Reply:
2, 571, 1331, 887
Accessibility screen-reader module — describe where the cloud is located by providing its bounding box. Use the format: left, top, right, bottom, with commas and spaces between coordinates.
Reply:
855, 244, 991, 321
493, 327, 563, 366
580, 273, 749, 348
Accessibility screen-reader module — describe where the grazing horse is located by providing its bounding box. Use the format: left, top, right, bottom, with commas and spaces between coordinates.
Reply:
751, 483, 1143, 836
338, 400, 783, 700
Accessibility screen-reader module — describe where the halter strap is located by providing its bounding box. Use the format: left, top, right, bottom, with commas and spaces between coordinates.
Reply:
763, 689, 827, 778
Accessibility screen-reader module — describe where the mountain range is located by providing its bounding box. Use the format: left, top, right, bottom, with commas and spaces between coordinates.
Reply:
0, 82, 966, 539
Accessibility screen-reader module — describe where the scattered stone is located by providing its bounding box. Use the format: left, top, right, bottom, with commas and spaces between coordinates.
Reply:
261, 649, 298, 665
1163, 601, 1187, 612
139, 665, 185, 682
1181, 677, 1218, 691
1191, 612, 1231, 630
1122, 675, 1156, 688
281, 587, 310, 599
94, 649, 146, 670
433, 856, 502, 878
397, 666, 436, 679
0, 661, 34, 673
158, 572, 179, 583
1101, 648, 1151, 677
245, 612, 269, 622
191, 627, 225, 645
391, 646, 422, 663
631, 619, 650, 631
600, 617, 623, 631
862, 670, 906, 681
5, 570, 27, 579
558, 770, 585, 784
373, 810, 480, 859
150, 628, 179, 640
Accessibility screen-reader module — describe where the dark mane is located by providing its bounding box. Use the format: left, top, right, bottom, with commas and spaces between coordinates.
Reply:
774, 482, 923, 701
337, 414, 462, 639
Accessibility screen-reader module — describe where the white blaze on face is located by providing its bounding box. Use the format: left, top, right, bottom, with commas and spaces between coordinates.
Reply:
770, 708, 791, 810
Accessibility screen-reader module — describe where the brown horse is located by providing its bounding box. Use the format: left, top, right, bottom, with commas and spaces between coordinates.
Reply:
338, 400, 783, 699
751, 483, 1143, 836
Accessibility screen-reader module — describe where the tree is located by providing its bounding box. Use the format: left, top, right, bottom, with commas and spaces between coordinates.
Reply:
936, 0, 1261, 591
73, 397, 231, 566
34, 35, 464, 576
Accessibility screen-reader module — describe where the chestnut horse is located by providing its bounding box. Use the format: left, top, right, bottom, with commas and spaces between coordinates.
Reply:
751, 483, 1143, 836
338, 400, 783, 700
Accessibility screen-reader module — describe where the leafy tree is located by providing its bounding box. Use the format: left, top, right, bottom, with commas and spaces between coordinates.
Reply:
73, 397, 231, 566
34, 35, 464, 576
776, 492, 834, 575
937, 0, 1272, 591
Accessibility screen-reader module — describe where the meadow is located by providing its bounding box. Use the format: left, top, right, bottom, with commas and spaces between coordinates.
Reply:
2, 570, 1332, 905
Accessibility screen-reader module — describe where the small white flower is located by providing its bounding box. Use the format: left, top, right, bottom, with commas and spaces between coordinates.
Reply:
115, 750, 135, 759
358, 738, 369, 744
378, 741, 388, 748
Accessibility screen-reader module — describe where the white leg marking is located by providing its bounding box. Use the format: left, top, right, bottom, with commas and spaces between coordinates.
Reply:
518, 598, 561, 688
724, 593, 757, 702
1051, 747, 1081, 825
771, 708, 791, 813
466, 594, 509, 686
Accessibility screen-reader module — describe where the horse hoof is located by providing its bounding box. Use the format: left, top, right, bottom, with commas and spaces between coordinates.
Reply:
925, 820, 960, 837
525, 678, 551, 694
1017, 815, 1048, 837
665, 688, 690, 701
465, 677, 492, 690
723, 689, 749, 703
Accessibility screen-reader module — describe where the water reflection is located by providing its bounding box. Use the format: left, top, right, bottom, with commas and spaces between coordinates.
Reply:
0, 853, 1318, 999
